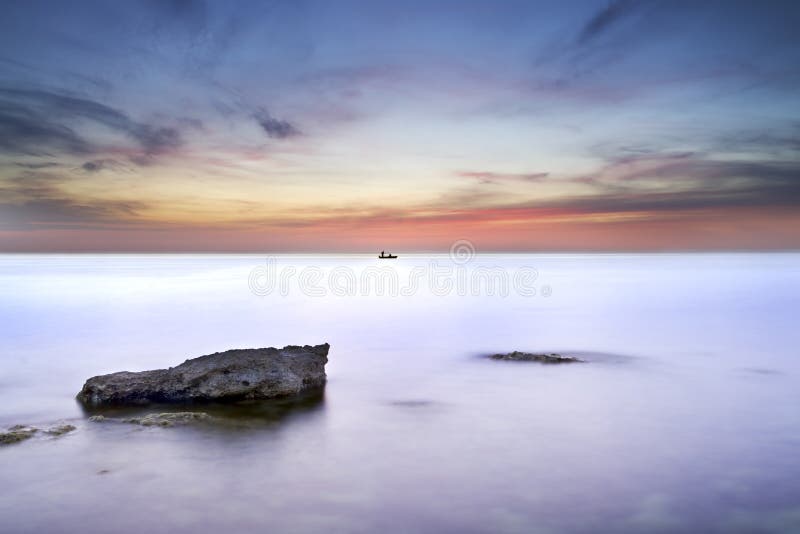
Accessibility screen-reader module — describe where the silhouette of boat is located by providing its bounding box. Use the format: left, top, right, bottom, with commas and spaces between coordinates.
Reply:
378, 251, 397, 259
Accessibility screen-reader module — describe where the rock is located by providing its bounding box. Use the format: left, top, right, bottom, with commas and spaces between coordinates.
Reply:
0, 425, 37, 445
77, 343, 329, 406
86, 412, 212, 427
489, 351, 583, 363
45, 424, 76, 436
124, 412, 212, 427
1, 423, 76, 444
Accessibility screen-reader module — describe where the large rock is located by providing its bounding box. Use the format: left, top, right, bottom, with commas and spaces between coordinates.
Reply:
77, 344, 329, 406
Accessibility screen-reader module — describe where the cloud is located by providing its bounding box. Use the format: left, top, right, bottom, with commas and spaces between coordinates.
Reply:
715, 128, 800, 155
527, 154, 800, 217
458, 171, 549, 185
576, 0, 645, 45
434, 153, 800, 226
0, 170, 145, 230
79, 159, 130, 173
82, 160, 104, 173
132, 124, 181, 154
581, 151, 800, 191
14, 161, 60, 169
0, 87, 184, 159
0, 198, 143, 230
253, 108, 301, 139
0, 106, 91, 156
298, 154, 800, 232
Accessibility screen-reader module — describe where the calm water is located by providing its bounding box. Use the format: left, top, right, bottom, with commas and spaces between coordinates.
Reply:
1, 253, 799, 534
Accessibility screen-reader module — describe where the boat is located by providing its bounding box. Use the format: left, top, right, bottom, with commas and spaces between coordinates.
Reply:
378, 251, 397, 259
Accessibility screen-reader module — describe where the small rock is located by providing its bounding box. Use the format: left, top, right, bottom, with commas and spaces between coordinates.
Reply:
87, 412, 212, 427
46, 424, 76, 436
489, 351, 583, 363
124, 412, 212, 427
0, 425, 37, 445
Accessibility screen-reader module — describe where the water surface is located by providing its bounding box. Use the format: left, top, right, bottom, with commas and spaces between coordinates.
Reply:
1, 253, 799, 533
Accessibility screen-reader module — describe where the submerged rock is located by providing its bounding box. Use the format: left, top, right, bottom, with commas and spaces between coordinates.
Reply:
489, 351, 583, 363
124, 412, 212, 427
77, 344, 329, 406
0, 425, 37, 445
1, 423, 76, 445
45, 424, 76, 436
88, 412, 211, 427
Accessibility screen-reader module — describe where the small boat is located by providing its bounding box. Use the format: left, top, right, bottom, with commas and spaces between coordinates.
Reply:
378, 251, 397, 259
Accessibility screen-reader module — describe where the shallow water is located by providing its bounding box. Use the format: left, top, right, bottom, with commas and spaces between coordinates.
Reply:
1, 253, 799, 533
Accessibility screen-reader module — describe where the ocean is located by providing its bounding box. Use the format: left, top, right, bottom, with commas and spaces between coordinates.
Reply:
1, 253, 799, 533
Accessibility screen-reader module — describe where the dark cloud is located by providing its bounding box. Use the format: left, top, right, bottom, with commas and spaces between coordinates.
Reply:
0, 170, 145, 230
254, 108, 301, 139
82, 160, 103, 173
0, 106, 91, 156
14, 161, 60, 169
584, 152, 798, 188
439, 153, 800, 222
534, 179, 800, 218
79, 159, 129, 173
0, 87, 184, 159
542, 154, 800, 215
0, 198, 145, 230
577, 0, 643, 45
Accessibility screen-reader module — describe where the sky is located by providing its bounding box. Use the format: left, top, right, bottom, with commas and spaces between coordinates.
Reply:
0, 0, 799, 252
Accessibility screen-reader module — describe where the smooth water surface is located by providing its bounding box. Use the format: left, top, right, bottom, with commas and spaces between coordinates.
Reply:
1, 253, 799, 533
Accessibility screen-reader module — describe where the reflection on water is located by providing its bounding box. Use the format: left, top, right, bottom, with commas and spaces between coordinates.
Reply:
76, 389, 327, 428
1, 254, 800, 533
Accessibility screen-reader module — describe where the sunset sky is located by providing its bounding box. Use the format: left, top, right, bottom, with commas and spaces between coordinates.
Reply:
1, 0, 799, 252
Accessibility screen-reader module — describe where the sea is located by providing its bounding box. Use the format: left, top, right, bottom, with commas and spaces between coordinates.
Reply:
1, 253, 799, 533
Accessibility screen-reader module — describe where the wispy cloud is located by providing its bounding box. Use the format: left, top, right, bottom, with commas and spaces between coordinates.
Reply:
253, 108, 301, 139
79, 159, 131, 173
14, 161, 61, 169
458, 171, 550, 185
576, 0, 644, 45
0, 170, 146, 230
0, 87, 184, 161
0, 106, 91, 156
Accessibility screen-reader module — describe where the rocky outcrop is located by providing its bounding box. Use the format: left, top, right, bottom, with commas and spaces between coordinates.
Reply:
0, 425, 37, 445
89, 412, 212, 427
489, 351, 583, 363
45, 424, 76, 436
77, 344, 329, 406
0, 423, 75, 445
